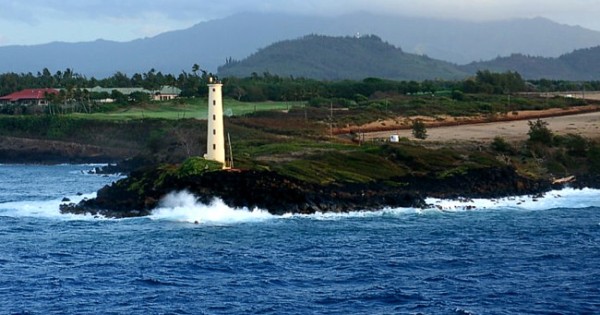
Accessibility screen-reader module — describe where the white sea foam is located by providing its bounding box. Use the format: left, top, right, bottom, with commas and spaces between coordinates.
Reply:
290, 207, 423, 221
150, 191, 274, 224
424, 187, 600, 212
151, 188, 600, 224
2, 188, 598, 222
151, 191, 430, 224
270, 188, 600, 220
0, 192, 99, 220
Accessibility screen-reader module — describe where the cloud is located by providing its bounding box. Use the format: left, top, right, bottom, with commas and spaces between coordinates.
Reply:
262, 0, 600, 31
5, 0, 600, 23
1, 0, 599, 46
1, 0, 235, 21
259, 0, 600, 25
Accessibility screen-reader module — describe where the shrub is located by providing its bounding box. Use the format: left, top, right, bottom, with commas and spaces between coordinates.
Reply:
177, 157, 223, 177
491, 136, 514, 154
146, 130, 166, 154
411, 119, 428, 140
557, 134, 588, 157
354, 94, 369, 103
308, 97, 355, 108
527, 119, 553, 145
588, 144, 600, 174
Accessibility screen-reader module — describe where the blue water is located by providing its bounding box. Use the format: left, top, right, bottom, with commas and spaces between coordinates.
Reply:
1, 165, 599, 314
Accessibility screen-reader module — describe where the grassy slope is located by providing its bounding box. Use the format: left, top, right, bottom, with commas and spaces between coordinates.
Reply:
220, 107, 508, 186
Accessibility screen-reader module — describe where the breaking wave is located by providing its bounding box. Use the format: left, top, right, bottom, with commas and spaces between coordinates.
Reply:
425, 187, 600, 212
150, 191, 274, 224
148, 188, 600, 224
0, 192, 100, 220
2, 187, 598, 223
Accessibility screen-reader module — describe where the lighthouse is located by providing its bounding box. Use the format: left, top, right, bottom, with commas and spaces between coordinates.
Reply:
204, 77, 226, 166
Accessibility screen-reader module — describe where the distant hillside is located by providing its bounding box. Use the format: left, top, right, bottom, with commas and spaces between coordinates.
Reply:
461, 46, 600, 80
1, 12, 600, 78
217, 35, 467, 81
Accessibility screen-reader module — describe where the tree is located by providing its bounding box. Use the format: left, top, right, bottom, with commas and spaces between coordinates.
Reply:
129, 91, 151, 104
232, 86, 247, 101
110, 90, 127, 105
412, 119, 428, 140
473, 70, 526, 94
527, 119, 553, 145
192, 64, 200, 76
451, 90, 465, 101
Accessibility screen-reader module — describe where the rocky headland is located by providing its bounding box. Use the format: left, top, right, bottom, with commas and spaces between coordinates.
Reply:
59, 156, 566, 218
1, 110, 598, 219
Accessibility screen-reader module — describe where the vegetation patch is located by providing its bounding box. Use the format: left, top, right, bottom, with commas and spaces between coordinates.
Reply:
176, 157, 223, 178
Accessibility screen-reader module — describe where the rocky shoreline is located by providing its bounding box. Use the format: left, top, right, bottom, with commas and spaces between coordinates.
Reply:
1, 140, 595, 218
59, 162, 565, 218
0, 136, 135, 164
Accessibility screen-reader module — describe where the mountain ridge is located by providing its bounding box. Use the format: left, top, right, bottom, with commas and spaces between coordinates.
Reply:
461, 46, 600, 80
1, 12, 600, 78
219, 35, 600, 81
217, 34, 468, 80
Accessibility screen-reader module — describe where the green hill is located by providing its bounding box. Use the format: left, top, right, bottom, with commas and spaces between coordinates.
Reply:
217, 35, 468, 81
461, 46, 600, 80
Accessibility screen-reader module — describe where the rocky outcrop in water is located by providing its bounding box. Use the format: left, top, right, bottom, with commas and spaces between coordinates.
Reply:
60, 163, 551, 218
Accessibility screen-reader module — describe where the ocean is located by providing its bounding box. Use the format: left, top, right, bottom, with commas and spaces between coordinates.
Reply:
0, 164, 599, 314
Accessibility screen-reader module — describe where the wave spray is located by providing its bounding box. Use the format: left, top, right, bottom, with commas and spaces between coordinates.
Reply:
150, 191, 274, 224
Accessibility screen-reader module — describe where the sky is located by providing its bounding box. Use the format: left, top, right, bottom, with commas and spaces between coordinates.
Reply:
1, 0, 599, 46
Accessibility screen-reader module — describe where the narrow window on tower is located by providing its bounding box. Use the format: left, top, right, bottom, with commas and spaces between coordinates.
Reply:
213, 129, 216, 135
213, 88, 216, 92
213, 115, 216, 120
213, 144, 216, 150
213, 100, 216, 106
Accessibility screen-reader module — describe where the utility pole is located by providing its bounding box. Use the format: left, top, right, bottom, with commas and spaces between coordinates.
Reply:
330, 101, 333, 137
227, 133, 234, 169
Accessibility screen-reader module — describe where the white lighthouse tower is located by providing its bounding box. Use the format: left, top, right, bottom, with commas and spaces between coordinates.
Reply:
204, 77, 226, 166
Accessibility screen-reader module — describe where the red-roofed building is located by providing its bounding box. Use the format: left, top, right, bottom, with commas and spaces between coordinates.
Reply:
0, 88, 59, 106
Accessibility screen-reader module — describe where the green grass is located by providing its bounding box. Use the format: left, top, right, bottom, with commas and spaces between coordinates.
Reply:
70, 99, 304, 121
236, 140, 352, 158
241, 141, 504, 185
273, 150, 410, 184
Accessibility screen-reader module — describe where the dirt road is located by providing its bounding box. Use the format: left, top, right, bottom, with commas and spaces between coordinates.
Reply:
363, 111, 600, 144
